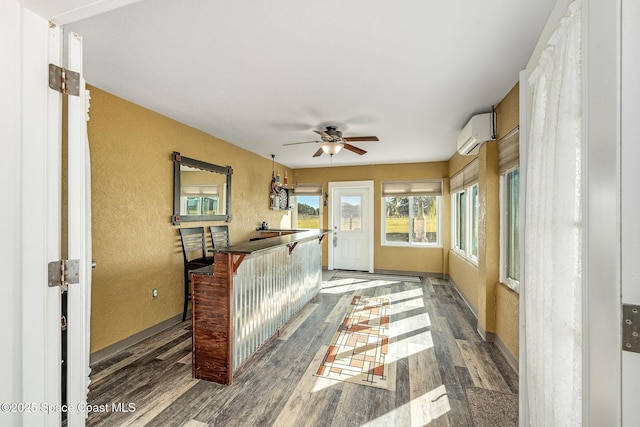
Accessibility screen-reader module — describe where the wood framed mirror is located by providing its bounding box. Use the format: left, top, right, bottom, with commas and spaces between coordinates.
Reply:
172, 151, 233, 224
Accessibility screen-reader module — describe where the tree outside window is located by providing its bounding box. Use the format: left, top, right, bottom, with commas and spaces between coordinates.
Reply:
384, 195, 438, 245
296, 195, 321, 229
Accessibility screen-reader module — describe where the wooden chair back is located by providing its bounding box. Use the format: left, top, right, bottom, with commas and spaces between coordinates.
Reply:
209, 225, 230, 249
179, 227, 208, 263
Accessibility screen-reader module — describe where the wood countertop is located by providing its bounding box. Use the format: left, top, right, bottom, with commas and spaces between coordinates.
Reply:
213, 229, 331, 255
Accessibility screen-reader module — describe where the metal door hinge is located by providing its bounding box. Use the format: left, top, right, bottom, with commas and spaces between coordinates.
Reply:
48, 64, 80, 96
48, 259, 80, 288
622, 304, 640, 353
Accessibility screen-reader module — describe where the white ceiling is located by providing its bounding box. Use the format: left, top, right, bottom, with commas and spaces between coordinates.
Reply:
61, 0, 556, 169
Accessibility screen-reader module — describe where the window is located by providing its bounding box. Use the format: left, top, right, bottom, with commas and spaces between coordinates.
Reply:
381, 180, 442, 247
452, 183, 479, 262
295, 195, 322, 228
450, 159, 479, 262
500, 167, 520, 291
471, 185, 479, 258
292, 183, 323, 229
181, 185, 221, 215
498, 128, 520, 292
453, 191, 466, 251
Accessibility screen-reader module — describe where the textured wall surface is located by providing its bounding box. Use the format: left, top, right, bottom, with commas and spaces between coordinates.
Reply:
493, 83, 520, 359
477, 140, 500, 333
448, 251, 480, 313
447, 82, 520, 361
495, 283, 519, 358
88, 86, 292, 352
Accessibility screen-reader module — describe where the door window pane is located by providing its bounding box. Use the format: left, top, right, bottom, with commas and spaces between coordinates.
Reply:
341, 195, 361, 231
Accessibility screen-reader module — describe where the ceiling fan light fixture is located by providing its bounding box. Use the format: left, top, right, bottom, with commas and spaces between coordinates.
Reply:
321, 142, 343, 155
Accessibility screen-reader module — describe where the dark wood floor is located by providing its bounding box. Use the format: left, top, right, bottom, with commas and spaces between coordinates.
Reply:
86, 272, 518, 426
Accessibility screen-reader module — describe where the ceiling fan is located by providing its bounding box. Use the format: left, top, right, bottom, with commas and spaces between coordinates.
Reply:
283, 126, 379, 157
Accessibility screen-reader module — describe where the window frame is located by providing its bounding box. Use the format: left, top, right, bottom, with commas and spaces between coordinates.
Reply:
451, 183, 479, 264
381, 194, 442, 248
499, 166, 520, 292
292, 194, 323, 229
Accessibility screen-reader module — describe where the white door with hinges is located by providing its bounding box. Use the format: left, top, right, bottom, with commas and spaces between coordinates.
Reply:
11, 2, 134, 426
2, 7, 64, 427
329, 181, 373, 272
2, 7, 90, 426
621, 0, 640, 423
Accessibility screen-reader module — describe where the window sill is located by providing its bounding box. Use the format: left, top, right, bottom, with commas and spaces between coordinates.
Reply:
382, 242, 441, 249
450, 249, 478, 267
499, 279, 520, 294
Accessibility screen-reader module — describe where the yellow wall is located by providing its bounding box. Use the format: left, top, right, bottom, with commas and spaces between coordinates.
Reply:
448, 252, 479, 313
294, 162, 449, 273
495, 283, 519, 358
447, 149, 482, 312
446, 82, 520, 361
477, 141, 500, 334
88, 86, 292, 353
493, 82, 520, 358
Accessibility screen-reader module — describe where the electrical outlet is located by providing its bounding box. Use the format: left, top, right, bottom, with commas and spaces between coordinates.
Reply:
152, 289, 158, 298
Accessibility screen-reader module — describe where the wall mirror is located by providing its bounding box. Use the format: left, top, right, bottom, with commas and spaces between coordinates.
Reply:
172, 151, 233, 224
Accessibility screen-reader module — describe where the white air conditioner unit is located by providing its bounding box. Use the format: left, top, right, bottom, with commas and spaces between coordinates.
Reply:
457, 112, 495, 155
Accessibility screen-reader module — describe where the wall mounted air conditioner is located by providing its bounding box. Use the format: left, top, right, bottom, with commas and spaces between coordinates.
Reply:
457, 112, 495, 156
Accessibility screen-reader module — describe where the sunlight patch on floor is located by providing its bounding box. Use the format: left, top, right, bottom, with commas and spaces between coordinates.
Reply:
383, 287, 424, 302
361, 384, 450, 427
320, 279, 402, 294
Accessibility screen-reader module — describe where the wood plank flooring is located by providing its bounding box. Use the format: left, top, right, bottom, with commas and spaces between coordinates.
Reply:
86, 273, 518, 426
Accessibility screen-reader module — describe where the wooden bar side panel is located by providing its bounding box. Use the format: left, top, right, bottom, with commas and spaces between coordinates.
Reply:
192, 252, 233, 384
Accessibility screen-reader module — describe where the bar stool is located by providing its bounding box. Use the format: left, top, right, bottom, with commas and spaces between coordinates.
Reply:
179, 227, 214, 321
209, 225, 230, 249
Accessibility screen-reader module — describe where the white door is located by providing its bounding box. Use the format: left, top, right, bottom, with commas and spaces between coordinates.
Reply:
66, 31, 92, 427
621, 0, 640, 423
3, 12, 89, 426
329, 181, 373, 272
10, 10, 64, 427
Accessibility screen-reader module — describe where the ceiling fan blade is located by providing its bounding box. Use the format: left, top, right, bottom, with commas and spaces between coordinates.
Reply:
312, 148, 324, 157
343, 143, 367, 155
343, 136, 379, 142
283, 140, 321, 146
313, 129, 331, 139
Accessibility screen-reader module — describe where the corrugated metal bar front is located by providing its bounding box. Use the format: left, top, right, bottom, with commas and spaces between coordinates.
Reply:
232, 239, 321, 370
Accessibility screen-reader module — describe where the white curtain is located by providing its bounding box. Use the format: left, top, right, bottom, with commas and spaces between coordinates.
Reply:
525, 1, 582, 425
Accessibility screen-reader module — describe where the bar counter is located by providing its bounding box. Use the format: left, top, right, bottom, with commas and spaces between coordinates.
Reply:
191, 229, 330, 384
